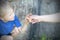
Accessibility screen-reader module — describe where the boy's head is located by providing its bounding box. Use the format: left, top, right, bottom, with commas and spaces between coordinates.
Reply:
0, 2, 15, 22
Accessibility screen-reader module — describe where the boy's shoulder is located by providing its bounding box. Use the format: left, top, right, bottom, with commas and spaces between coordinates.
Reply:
14, 15, 19, 20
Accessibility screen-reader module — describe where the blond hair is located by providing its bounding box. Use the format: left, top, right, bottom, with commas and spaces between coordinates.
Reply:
0, 2, 13, 18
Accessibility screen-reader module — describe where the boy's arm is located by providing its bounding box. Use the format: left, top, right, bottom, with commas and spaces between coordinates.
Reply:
11, 15, 30, 37
18, 19, 29, 33
17, 14, 32, 33
11, 19, 29, 37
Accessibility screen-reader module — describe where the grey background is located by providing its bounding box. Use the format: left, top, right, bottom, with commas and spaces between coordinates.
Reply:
9, 0, 60, 40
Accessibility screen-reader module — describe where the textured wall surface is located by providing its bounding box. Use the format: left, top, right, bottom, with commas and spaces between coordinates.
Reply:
10, 0, 33, 40
10, 0, 60, 40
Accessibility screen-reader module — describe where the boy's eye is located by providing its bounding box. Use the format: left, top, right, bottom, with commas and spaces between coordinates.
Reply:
9, 13, 12, 16
10, 14, 11, 16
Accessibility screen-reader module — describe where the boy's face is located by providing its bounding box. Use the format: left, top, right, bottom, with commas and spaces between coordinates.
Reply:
2, 8, 15, 21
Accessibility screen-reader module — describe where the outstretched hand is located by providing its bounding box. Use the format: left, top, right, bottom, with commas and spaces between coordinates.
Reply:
26, 14, 40, 24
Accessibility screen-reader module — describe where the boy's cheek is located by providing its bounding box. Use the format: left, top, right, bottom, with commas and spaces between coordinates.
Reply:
10, 17, 14, 20
3, 17, 9, 21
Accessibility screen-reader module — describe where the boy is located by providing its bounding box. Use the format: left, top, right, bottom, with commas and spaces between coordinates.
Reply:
0, 1, 30, 40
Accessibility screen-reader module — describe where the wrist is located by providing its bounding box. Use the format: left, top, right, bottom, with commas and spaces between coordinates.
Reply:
38, 16, 43, 22
17, 27, 22, 32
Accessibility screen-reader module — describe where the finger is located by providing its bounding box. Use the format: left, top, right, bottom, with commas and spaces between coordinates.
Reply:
31, 19, 37, 22
27, 13, 32, 18
29, 13, 32, 16
31, 19, 39, 24
32, 21, 38, 24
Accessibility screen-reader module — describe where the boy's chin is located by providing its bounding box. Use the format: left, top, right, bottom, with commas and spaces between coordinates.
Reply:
9, 19, 14, 21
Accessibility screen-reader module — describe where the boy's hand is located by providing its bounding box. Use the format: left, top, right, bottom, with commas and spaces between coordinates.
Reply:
26, 14, 32, 23
11, 27, 20, 37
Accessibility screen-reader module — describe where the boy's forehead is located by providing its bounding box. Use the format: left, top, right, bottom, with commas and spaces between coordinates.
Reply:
0, 2, 15, 17
3, 7, 14, 14
6, 12, 14, 16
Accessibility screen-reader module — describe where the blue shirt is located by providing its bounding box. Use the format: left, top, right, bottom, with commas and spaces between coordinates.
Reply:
0, 15, 21, 35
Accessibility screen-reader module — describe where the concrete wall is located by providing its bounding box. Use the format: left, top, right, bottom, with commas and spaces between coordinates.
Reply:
10, 0, 60, 40
10, 0, 33, 40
